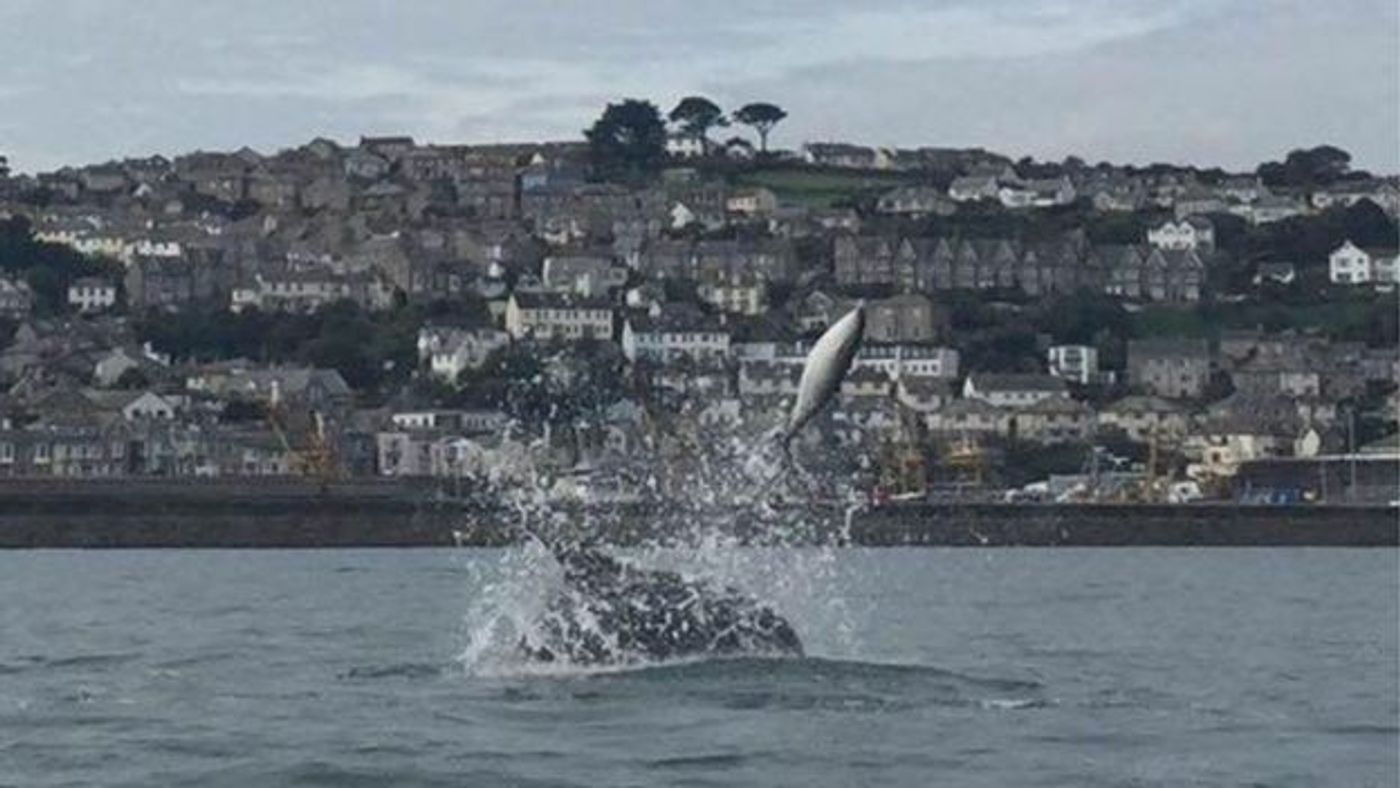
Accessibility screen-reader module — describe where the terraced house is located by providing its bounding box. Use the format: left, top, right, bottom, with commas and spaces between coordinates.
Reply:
505, 292, 614, 342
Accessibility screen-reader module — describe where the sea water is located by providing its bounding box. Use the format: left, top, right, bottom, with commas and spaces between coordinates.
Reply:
1, 547, 1395, 787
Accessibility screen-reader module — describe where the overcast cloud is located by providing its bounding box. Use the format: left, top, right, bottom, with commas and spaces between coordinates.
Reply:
0, 0, 1394, 172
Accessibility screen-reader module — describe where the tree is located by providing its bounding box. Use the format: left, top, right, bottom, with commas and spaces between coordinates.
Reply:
0, 215, 121, 314
584, 99, 668, 182
1256, 145, 1353, 188
114, 367, 150, 389
733, 102, 787, 153
668, 96, 726, 155
0, 154, 8, 179
1036, 290, 1130, 345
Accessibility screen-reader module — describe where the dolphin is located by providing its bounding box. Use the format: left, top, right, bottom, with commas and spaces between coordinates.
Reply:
781, 305, 865, 448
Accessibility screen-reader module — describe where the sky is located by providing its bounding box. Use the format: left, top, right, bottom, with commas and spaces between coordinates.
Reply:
0, 0, 1395, 174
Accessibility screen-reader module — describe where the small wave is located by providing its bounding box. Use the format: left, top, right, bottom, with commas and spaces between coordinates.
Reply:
978, 697, 1050, 710
462, 651, 735, 681
11, 652, 142, 671
245, 761, 478, 788
150, 653, 235, 671
635, 655, 1042, 689
465, 655, 1049, 716
467, 653, 1044, 692
647, 751, 753, 770
1319, 723, 1400, 737
338, 663, 445, 681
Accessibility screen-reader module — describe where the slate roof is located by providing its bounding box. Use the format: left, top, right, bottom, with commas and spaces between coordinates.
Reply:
969, 373, 1069, 394
628, 303, 726, 334
510, 291, 612, 311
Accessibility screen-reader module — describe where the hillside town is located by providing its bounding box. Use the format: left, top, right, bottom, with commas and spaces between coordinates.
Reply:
0, 97, 1396, 505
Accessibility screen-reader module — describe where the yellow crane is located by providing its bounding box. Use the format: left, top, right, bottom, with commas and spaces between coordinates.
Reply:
266, 403, 341, 482
877, 396, 928, 499
941, 434, 988, 488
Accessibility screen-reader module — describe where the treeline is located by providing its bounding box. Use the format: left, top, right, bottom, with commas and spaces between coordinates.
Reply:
0, 216, 123, 314
585, 96, 788, 181
863, 194, 1396, 273
136, 299, 488, 401
947, 287, 1396, 382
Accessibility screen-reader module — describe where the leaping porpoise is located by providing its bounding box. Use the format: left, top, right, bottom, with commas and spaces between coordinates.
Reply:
781, 305, 865, 449
516, 307, 865, 666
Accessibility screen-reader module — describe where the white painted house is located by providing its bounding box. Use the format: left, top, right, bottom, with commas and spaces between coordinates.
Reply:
947, 175, 1001, 203
67, 277, 118, 313
1147, 217, 1215, 251
697, 276, 767, 316
666, 133, 705, 159
417, 326, 511, 384
504, 292, 614, 342
121, 391, 178, 421
962, 374, 1069, 408
621, 303, 730, 363
540, 255, 628, 297
1329, 240, 1400, 286
390, 409, 507, 433
1046, 345, 1099, 385
852, 344, 960, 380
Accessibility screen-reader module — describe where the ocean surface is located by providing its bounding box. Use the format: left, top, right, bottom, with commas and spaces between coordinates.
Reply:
1, 547, 1395, 787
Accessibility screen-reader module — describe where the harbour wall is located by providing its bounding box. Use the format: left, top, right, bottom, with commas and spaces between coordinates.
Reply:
0, 479, 1394, 548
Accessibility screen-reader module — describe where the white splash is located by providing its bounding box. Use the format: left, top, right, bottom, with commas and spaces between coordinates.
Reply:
456, 410, 868, 676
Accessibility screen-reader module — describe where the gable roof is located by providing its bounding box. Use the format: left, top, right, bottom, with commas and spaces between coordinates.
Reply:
627, 303, 726, 334
968, 373, 1069, 393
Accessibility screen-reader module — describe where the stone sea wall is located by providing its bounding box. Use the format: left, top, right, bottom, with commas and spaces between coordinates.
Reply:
0, 479, 1394, 548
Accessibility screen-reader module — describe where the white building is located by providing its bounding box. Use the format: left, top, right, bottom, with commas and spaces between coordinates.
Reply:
417, 326, 511, 384
697, 277, 767, 316
1147, 217, 1215, 251
128, 237, 184, 260
390, 409, 507, 433
35, 218, 131, 262
540, 255, 628, 297
725, 188, 778, 216
666, 133, 705, 159
504, 292, 614, 342
1047, 345, 1099, 385
947, 175, 1001, 203
962, 373, 1069, 408
120, 391, 178, 421
230, 268, 393, 314
852, 344, 960, 380
1329, 240, 1400, 286
67, 277, 118, 313
755, 341, 959, 381
621, 303, 730, 363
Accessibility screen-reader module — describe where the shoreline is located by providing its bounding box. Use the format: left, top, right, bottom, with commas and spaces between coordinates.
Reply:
0, 478, 1394, 548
